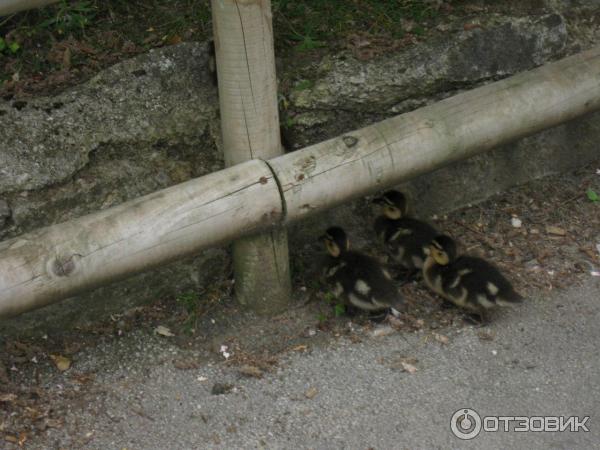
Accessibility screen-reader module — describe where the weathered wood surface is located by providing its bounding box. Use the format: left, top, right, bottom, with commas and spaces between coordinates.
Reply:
211, 0, 290, 313
269, 45, 600, 222
0, 0, 58, 15
0, 160, 281, 317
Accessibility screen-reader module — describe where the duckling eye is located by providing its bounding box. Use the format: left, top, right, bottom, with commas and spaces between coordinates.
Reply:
384, 205, 401, 218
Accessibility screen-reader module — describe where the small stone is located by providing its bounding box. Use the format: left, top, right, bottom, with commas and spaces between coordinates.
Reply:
511, 217, 522, 228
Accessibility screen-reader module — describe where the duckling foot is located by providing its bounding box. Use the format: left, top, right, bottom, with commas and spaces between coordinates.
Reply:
463, 312, 488, 327
367, 311, 390, 323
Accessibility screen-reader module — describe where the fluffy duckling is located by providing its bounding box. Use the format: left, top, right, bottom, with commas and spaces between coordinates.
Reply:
423, 235, 523, 320
373, 190, 438, 273
321, 226, 403, 316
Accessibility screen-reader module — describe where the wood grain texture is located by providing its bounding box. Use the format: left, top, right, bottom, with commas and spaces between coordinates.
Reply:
0, 160, 281, 317
269, 45, 600, 223
212, 0, 291, 313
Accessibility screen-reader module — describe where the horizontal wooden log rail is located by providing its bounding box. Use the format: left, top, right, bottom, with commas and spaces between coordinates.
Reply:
1, 46, 600, 318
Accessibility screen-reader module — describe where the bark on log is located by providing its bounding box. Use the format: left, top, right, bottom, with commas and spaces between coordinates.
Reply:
269, 46, 600, 222
211, 0, 291, 314
0, 160, 281, 317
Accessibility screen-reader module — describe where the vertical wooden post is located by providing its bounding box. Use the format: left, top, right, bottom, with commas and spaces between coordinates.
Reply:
211, 0, 291, 314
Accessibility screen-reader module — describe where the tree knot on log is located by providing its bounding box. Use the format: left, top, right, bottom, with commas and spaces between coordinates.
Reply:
49, 254, 80, 277
342, 135, 359, 148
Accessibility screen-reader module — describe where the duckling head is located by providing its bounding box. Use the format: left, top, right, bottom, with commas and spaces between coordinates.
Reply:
320, 226, 349, 258
426, 235, 457, 265
372, 190, 407, 219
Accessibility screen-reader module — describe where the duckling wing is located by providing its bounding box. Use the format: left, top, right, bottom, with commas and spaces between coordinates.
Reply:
339, 252, 403, 311
453, 257, 522, 307
381, 218, 438, 268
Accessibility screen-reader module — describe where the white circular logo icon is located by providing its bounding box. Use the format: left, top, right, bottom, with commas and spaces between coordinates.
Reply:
450, 408, 482, 440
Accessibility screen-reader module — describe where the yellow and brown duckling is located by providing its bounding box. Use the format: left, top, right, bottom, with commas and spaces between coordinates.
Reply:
373, 190, 438, 274
423, 235, 523, 321
320, 226, 404, 317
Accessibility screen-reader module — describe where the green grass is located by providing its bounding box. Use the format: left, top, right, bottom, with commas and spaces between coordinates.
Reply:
176, 290, 200, 333
272, 0, 442, 51
1, 0, 212, 92
1, 0, 449, 94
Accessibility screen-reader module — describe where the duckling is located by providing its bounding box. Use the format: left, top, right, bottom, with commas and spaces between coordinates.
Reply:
320, 226, 403, 317
372, 190, 438, 274
423, 235, 523, 321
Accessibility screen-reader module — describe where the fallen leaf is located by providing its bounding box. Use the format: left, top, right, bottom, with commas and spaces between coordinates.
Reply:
433, 333, 449, 345
5, 435, 17, 443
372, 325, 395, 337
463, 22, 483, 31
62, 47, 71, 69
50, 354, 71, 372
238, 365, 263, 379
71, 372, 95, 384
173, 358, 200, 370
154, 325, 175, 337
388, 315, 404, 329
37, 418, 63, 431
401, 362, 418, 374
0, 393, 16, 402
167, 35, 182, 45
44, 418, 63, 429
290, 344, 308, 352
478, 330, 495, 341
305, 387, 318, 399
546, 225, 566, 236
